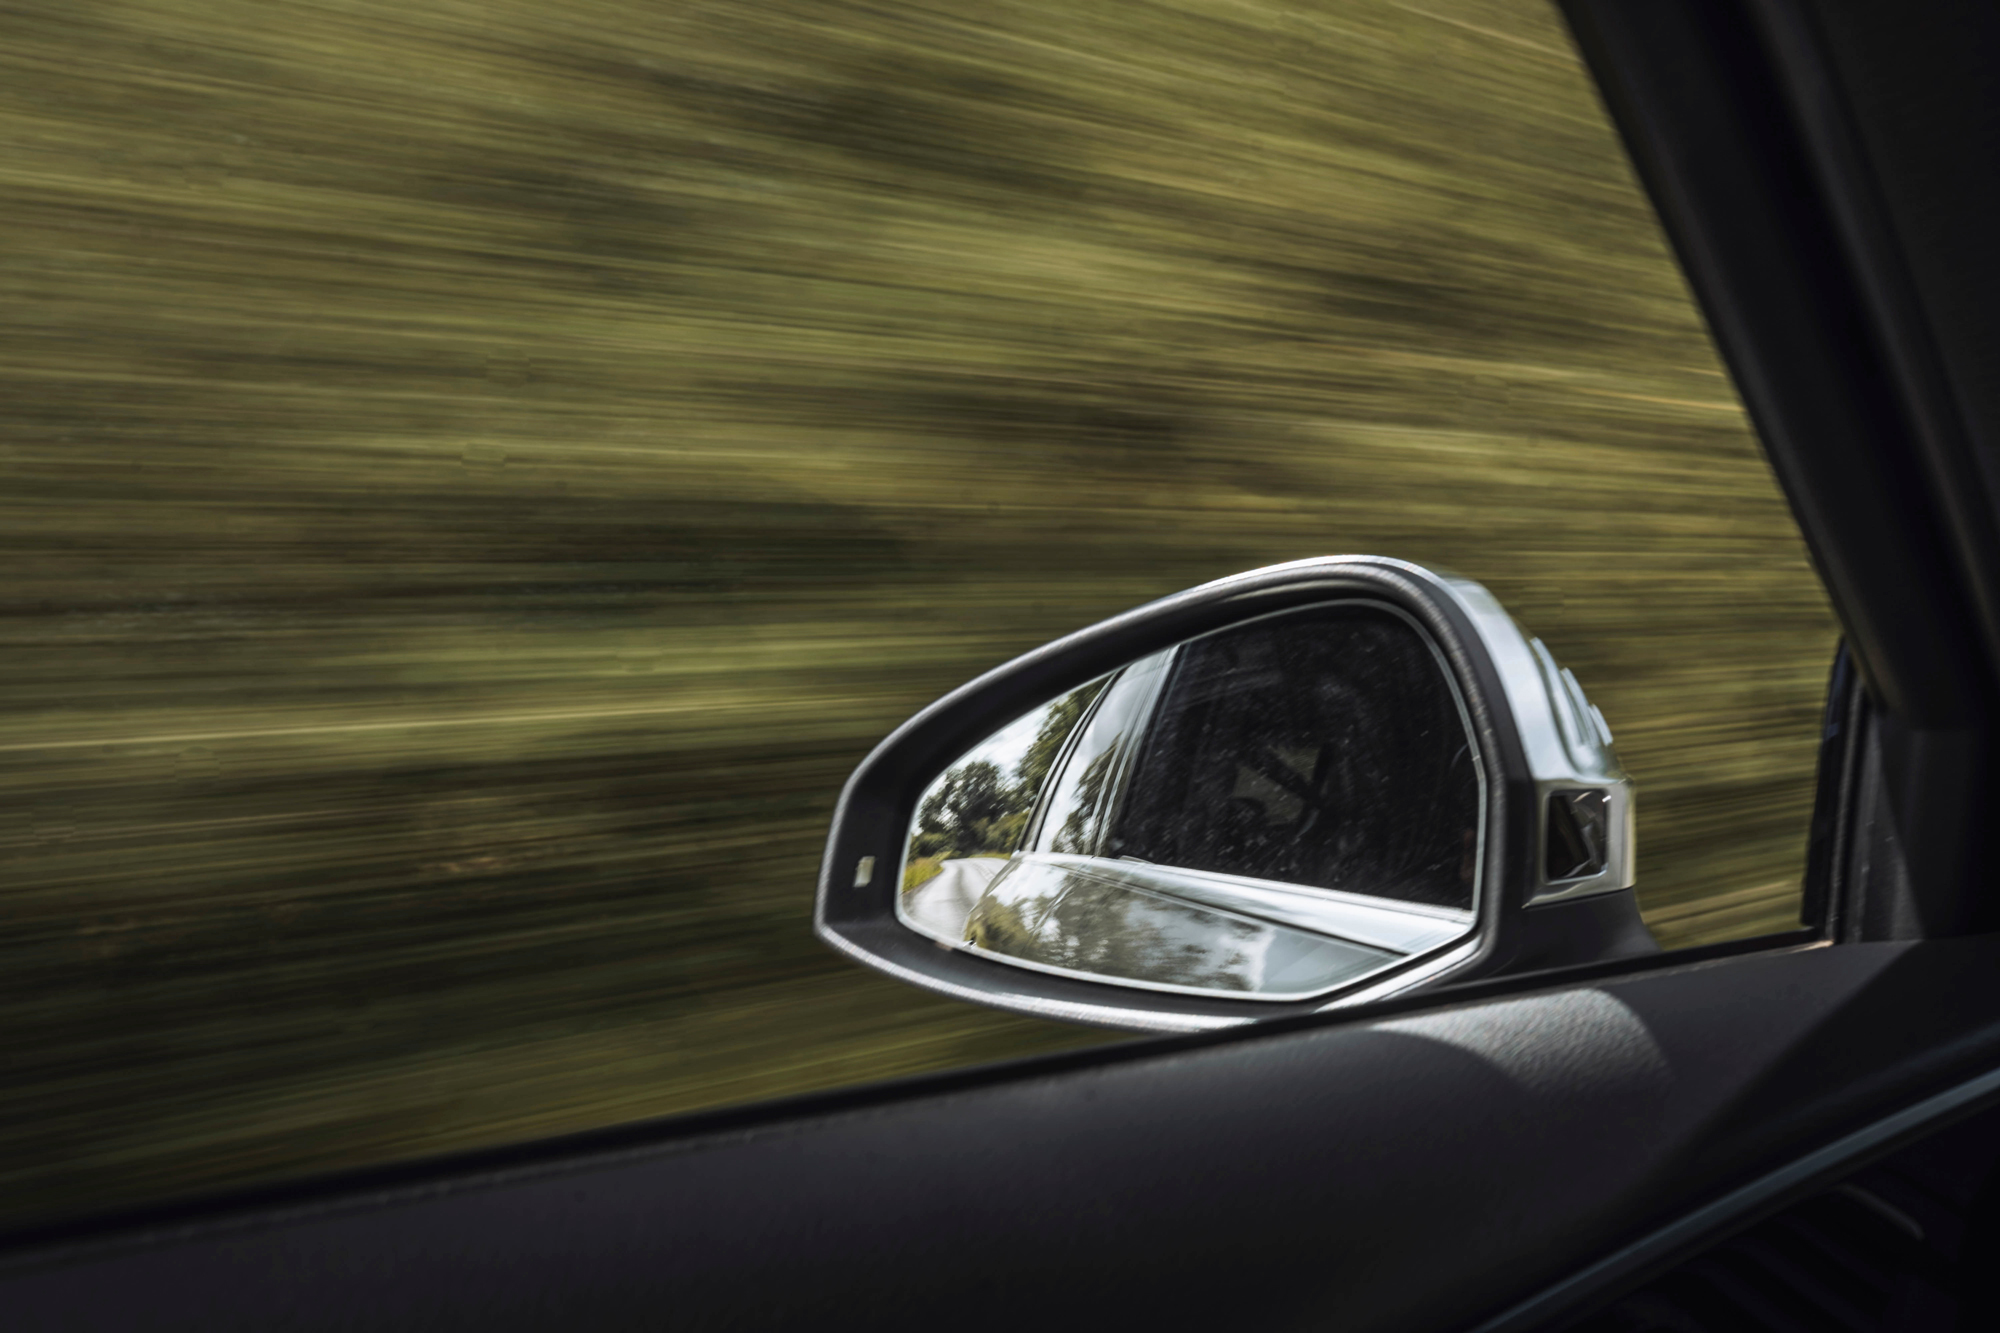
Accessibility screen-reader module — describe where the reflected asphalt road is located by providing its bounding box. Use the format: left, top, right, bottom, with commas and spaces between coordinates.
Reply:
903, 857, 1009, 941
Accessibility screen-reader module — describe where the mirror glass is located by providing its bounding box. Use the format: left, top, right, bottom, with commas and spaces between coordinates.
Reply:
898, 601, 1485, 1000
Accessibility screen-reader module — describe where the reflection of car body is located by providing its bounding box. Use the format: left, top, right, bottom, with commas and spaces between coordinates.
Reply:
964, 852, 1470, 997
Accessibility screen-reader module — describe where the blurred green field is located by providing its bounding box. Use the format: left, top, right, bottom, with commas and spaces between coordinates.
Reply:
0, 0, 1836, 1228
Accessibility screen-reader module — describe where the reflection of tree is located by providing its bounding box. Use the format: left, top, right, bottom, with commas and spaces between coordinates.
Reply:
1016, 682, 1101, 795
911, 679, 1106, 860
966, 870, 1256, 992
914, 760, 1024, 858
1051, 749, 1116, 854
963, 894, 1038, 953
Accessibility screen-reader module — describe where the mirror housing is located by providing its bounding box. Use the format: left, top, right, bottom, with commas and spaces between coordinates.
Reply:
816, 557, 1656, 1032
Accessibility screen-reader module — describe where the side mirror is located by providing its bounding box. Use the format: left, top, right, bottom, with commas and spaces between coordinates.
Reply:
816, 557, 1657, 1032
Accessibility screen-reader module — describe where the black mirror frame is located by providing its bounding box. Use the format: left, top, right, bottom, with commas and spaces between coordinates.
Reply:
815, 557, 1657, 1031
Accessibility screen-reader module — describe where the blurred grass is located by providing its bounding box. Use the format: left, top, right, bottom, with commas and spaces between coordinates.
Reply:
0, 0, 1836, 1229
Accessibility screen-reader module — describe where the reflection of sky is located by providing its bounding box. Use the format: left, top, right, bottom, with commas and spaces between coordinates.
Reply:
957, 700, 1055, 782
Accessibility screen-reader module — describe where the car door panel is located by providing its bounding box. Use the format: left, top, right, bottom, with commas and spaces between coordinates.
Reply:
10, 937, 2000, 1331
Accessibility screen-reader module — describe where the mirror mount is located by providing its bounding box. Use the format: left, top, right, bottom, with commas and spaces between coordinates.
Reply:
817, 557, 1656, 1032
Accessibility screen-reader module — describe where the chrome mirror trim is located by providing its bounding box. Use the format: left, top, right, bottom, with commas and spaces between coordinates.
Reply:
1413, 566, 1636, 905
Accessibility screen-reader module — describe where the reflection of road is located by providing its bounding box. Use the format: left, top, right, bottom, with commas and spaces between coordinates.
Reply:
903, 857, 1009, 942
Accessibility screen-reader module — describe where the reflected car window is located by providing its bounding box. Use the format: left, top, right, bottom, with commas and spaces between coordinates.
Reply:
1109, 604, 1480, 909
1035, 651, 1174, 855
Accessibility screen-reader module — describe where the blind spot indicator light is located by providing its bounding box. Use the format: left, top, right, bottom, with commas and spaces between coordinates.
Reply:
854, 856, 876, 888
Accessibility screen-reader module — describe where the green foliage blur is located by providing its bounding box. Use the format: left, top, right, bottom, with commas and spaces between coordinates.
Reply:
0, 0, 1835, 1227
914, 761, 1024, 859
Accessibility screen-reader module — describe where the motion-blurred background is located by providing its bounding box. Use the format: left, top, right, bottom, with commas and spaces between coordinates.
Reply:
1, 0, 1835, 1228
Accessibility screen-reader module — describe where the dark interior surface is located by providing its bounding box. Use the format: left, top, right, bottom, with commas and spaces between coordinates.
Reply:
1568, 1098, 2000, 1332
10, 939, 2000, 1333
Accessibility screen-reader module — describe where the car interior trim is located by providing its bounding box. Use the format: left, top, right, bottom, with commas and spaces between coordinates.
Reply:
1472, 1044, 2000, 1332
